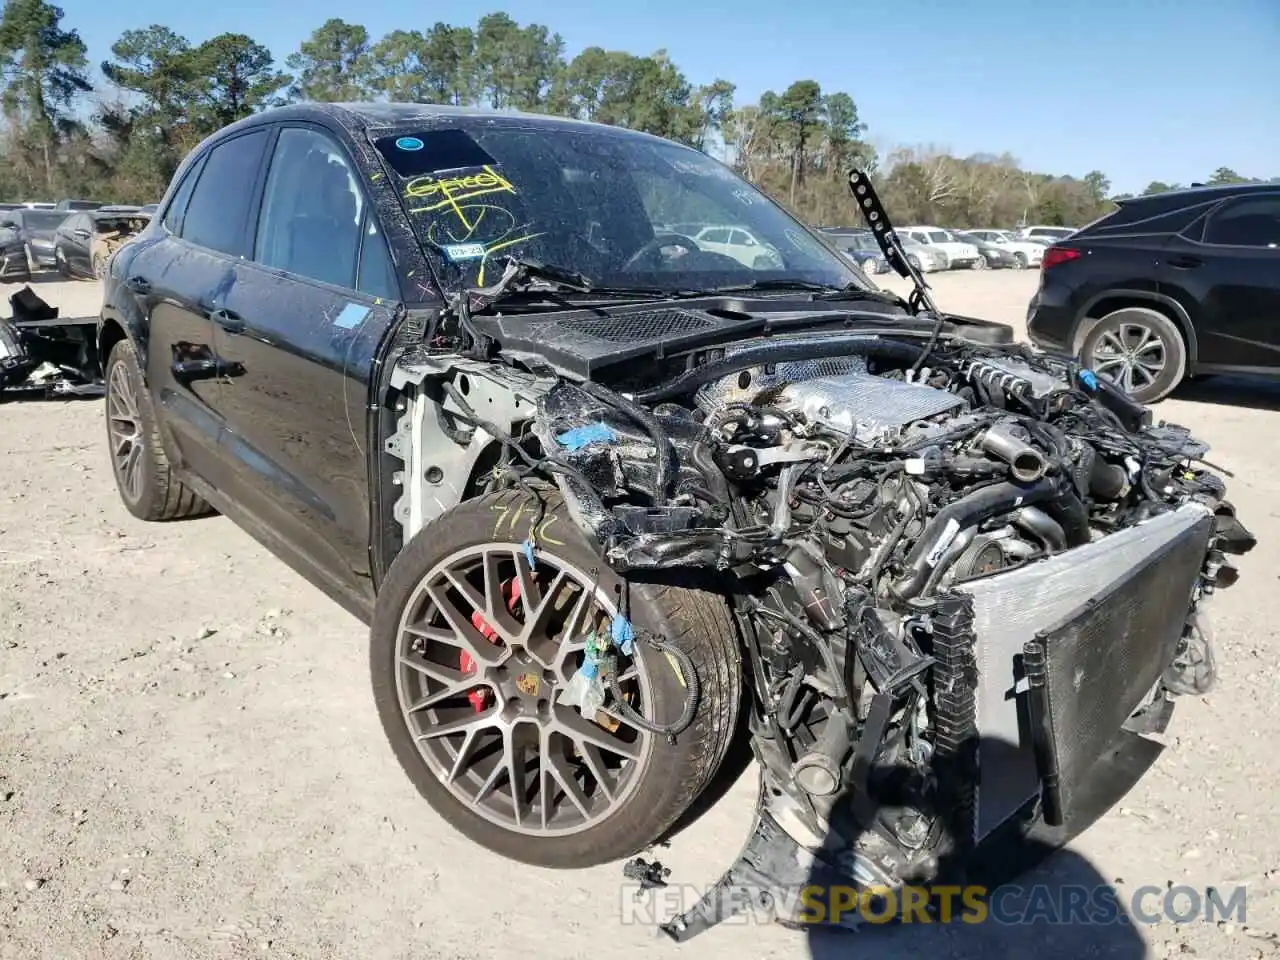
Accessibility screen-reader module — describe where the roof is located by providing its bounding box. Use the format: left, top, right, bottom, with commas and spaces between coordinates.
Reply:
1119, 181, 1277, 206
214, 100, 670, 143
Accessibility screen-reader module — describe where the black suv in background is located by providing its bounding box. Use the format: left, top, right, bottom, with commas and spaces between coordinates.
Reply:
1026, 182, 1280, 402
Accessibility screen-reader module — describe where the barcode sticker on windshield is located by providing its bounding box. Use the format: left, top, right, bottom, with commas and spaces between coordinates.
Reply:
443, 243, 486, 261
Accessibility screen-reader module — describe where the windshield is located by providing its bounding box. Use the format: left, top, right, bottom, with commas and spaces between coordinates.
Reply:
22, 212, 65, 230
372, 121, 865, 294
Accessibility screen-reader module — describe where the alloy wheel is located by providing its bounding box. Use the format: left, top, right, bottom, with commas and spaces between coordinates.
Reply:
395, 544, 653, 837
1091, 322, 1167, 394
106, 361, 144, 503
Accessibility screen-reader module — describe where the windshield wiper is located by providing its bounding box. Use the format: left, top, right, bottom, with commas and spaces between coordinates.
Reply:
699, 277, 907, 308
463, 256, 701, 310
699, 278, 839, 295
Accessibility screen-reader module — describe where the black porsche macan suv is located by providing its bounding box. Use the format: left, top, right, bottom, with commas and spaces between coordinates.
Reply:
1026, 181, 1280, 403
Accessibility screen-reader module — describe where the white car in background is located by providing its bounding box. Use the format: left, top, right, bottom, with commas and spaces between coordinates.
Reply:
895, 235, 947, 272
898, 226, 981, 269
693, 225, 784, 269
964, 229, 1045, 269
1016, 224, 1077, 242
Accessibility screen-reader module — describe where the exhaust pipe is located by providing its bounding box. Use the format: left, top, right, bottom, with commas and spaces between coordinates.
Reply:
980, 422, 1048, 482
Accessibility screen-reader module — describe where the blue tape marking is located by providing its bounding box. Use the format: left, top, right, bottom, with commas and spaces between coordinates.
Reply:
611, 614, 635, 656
1079, 368, 1099, 390
556, 422, 617, 451
333, 302, 371, 329
395, 136, 424, 151
579, 660, 598, 680
443, 243, 486, 261
522, 539, 536, 570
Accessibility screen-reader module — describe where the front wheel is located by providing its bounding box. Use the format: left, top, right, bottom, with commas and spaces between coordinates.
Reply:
1014, 252, 1029, 269
369, 488, 743, 868
971, 255, 987, 270
1080, 307, 1187, 403
907, 254, 921, 271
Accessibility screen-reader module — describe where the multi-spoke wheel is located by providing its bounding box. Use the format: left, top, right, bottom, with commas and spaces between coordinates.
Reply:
103, 339, 212, 521
370, 487, 742, 868
1080, 306, 1187, 404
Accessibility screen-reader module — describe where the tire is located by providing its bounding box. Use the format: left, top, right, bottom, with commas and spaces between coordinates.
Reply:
24, 243, 37, 274
104, 338, 212, 521
54, 247, 68, 277
1079, 306, 1187, 404
752, 255, 773, 270
92, 252, 107, 279
907, 254, 921, 271
971, 255, 987, 270
369, 487, 743, 868
1014, 252, 1029, 269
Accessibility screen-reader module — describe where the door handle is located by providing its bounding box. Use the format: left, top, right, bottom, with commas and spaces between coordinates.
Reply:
210, 308, 245, 334
1166, 255, 1203, 269
125, 275, 151, 294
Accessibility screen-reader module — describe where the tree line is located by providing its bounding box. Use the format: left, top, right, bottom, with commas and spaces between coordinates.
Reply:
1, 1, 1274, 228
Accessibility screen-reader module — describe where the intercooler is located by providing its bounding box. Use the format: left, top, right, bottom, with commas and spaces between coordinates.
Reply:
956, 501, 1214, 841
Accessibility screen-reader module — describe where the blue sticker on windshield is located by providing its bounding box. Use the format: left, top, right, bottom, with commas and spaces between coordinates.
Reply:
443, 243, 486, 261
333, 302, 371, 329
395, 136, 424, 151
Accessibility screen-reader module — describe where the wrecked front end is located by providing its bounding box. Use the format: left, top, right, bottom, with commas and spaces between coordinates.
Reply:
380, 298, 1254, 940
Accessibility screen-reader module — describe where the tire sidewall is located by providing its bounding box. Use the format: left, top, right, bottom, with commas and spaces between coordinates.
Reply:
1080, 307, 1187, 404
368, 491, 726, 867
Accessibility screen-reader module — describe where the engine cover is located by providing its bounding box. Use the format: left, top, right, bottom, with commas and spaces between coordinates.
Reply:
774, 370, 965, 443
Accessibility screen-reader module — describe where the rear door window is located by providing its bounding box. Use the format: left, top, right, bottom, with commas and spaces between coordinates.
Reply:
180, 130, 269, 257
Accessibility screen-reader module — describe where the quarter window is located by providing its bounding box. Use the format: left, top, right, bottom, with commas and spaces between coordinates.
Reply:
180, 131, 268, 256
162, 156, 205, 234
1203, 197, 1280, 248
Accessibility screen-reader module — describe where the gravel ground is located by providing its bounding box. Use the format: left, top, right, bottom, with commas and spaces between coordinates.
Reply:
2, 268, 1278, 960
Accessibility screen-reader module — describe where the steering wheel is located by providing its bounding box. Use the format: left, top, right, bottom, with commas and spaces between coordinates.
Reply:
621, 232, 700, 271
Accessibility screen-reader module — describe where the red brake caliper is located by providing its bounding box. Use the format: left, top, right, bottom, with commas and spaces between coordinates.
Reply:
460, 578, 523, 712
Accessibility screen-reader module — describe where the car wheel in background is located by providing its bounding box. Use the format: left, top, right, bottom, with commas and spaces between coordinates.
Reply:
1079, 306, 1187, 404
24, 243, 37, 274
369, 487, 742, 868
971, 255, 987, 270
54, 247, 68, 276
907, 254, 921, 271
752, 255, 773, 270
92, 252, 108, 279
1014, 252, 1029, 269
104, 338, 213, 521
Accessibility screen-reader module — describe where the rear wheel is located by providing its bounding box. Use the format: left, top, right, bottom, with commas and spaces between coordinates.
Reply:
1080, 306, 1187, 403
1014, 252, 1029, 269
971, 255, 988, 270
104, 339, 212, 521
369, 487, 742, 868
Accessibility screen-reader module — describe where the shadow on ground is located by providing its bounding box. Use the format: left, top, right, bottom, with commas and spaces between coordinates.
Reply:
799, 731, 1148, 959
1174, 373, 1280, 413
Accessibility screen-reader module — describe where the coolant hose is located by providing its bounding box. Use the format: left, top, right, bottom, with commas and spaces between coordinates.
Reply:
577, 380, 678, 503
631, 335, 926, 405
890, 477, 1059, 601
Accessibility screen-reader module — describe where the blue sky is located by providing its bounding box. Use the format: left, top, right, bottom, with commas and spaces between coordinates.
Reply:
56, 0, 1280, 195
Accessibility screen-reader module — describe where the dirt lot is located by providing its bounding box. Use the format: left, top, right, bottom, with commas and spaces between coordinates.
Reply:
2, 269, 1278, 960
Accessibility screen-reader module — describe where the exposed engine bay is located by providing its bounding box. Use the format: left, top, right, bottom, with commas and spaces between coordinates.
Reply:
378, 172, 1256, 940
